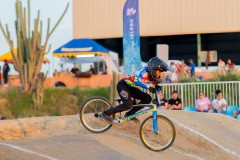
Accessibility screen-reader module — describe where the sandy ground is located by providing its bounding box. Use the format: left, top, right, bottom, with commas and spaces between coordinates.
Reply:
0, 111, 239, 160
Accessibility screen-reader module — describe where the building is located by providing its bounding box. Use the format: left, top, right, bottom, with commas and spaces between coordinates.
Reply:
72, 0, 240, 65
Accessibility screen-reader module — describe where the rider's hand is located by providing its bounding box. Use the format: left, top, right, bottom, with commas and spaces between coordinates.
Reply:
155, 85, 162, 92
148, 84, 156, 93
148, 84, 155, 88
149, 87, 156, 93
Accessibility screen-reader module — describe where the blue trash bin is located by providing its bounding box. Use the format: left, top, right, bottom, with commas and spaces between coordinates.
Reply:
183, 106, 196, 112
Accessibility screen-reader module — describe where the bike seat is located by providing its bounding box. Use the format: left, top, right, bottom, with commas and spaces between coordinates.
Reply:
113, 97, 122, 103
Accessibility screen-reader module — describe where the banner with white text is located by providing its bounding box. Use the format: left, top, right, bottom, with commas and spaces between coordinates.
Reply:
123, 0, 142, 75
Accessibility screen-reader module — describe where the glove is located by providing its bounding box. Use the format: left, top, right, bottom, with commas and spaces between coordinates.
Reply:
148, 84, 156, 93
149, 87, 156, 93
155, 85, 162, 92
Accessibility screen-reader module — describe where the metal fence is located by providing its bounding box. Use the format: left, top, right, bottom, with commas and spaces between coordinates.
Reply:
160, 81, 240, 108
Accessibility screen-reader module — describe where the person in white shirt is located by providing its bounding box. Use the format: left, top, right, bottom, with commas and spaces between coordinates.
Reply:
211, 90, 227, 114
218, 59, 225, 75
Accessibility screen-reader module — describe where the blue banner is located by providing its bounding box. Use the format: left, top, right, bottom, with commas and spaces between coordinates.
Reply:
123, 0, 142, 75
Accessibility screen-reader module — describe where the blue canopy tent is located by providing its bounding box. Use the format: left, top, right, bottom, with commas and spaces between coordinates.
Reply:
53, 38, 110, 74
53, 38, 109, 57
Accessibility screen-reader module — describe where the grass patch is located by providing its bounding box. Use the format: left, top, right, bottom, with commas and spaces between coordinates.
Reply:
0, 87, 109, 119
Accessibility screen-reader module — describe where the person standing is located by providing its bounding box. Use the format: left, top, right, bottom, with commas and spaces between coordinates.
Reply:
3, 59, 10, 85
188, 59, 196, 77
226, 59, 234, 73
71, 64, 79, 74
89, 65, 95, 74
218, 59, 225, 75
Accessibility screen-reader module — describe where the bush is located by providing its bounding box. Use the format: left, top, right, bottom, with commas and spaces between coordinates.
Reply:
4, 87, 33, 118
0, 87, 109, 119
178, 69, 240, 83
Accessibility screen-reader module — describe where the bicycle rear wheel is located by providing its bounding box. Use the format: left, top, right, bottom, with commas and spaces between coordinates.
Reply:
139, 115, 176, 151
79, 97, 113, 133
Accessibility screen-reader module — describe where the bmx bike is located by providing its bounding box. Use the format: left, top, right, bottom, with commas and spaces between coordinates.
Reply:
79, 89, 176, 151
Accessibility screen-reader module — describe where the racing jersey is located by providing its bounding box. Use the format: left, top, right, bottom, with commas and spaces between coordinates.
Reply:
123, 67, 156, 89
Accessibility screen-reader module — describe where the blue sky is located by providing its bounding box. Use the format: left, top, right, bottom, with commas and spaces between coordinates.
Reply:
0, 0, 73, 76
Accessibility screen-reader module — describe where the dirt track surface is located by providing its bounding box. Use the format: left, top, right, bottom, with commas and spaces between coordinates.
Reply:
0, 111, 239, 160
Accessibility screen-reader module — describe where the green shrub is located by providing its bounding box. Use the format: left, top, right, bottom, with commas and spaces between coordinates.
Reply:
0, 87, 109, 119
4, 87, 33, 118
178, 69, 240, 83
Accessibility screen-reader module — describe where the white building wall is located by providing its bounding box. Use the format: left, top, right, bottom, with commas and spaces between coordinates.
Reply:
73, 0, 240, 39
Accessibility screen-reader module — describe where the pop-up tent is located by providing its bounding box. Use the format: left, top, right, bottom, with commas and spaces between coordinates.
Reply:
53, 38, 120, 74
53, 38, 109, 57
0, 48, 49, 63
61, 56, 120, 74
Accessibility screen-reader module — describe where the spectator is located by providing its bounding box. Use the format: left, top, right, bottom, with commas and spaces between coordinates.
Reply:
226, 59, 234, 73
188, 59, 196, 77
211, 89, 227, 114
53, 69, 58, 77
170, 62, 175, 72
89, 65, 95, 74
3, 59, 10, 85
233, 109, 240, 119
195, 91, 211, 112
197, 73, 203, 81
165, 74, 172, 83
157, 92, 168, 109
168, 91, 182, 110
66, 68, 70, 73
170, 62, 178, 82
218, 59, 225, 75
71, 64, 79, 74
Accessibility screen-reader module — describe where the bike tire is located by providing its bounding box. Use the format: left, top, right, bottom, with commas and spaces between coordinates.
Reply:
79, 97, 113, 133
139, 115, 176, 151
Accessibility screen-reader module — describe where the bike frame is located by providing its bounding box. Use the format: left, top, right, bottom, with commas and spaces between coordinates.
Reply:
115, 90, 161, 134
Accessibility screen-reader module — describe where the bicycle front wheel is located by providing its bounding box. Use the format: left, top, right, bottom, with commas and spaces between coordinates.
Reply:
139, 115, 176, 151
79, 97, 113, 133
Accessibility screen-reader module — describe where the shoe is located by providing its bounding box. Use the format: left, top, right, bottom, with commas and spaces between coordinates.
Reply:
102, 112, 113, 125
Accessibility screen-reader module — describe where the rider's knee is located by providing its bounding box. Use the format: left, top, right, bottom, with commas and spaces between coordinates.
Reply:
145, 94, 152, 103
123, 103, 132, 110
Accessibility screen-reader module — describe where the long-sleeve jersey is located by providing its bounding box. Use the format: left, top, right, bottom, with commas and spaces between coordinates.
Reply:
123, 67, 156, 89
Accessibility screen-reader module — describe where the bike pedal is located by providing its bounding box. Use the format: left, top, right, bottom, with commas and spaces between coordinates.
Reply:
112, 120, 121, 124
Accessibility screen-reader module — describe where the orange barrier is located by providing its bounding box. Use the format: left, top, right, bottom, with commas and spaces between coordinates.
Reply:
6, 74, 113, 88
45, 74, 112, 88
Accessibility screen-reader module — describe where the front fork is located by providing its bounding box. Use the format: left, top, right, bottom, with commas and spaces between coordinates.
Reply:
152, 110, 158, 134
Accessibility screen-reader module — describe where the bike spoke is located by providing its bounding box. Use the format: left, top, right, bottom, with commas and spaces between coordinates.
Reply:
80, 97, 112, 133
140, 115, 175, 151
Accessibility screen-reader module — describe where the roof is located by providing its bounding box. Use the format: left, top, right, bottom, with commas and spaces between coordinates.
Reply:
53, 38, 109, 57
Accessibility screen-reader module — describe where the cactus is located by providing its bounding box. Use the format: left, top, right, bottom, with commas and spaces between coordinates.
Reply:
0, 0, 69, 94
